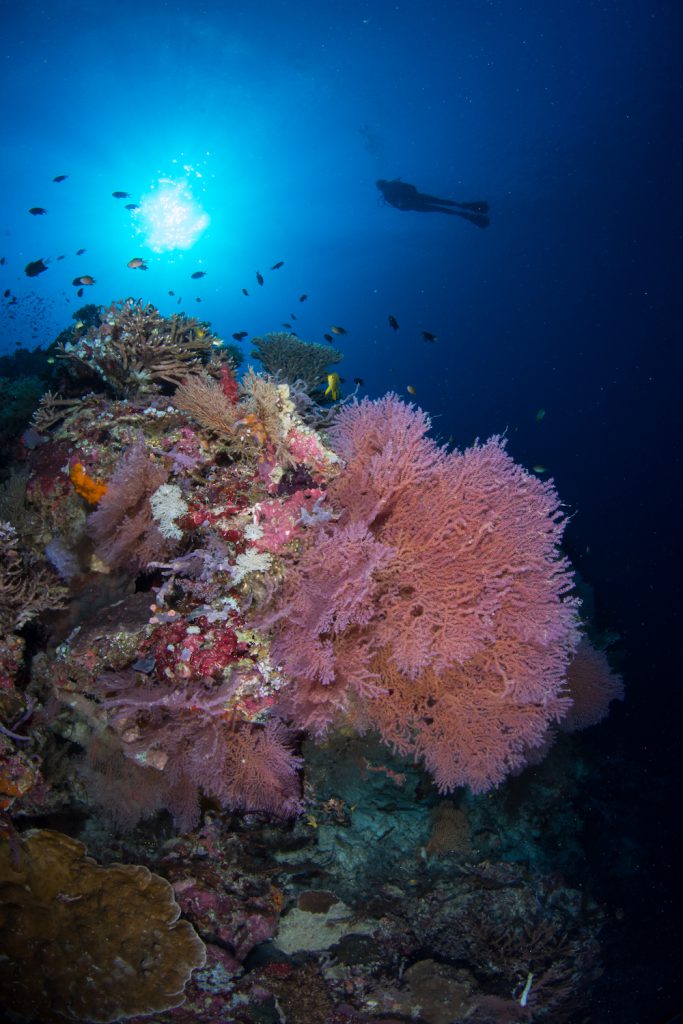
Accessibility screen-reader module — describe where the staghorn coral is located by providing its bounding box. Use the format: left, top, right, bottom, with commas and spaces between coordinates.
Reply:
250, 331, 342, 395
0, 521, 68, 632
0, 828, 206, 1023
56, 298, 216, 396
30, 390, 93, 432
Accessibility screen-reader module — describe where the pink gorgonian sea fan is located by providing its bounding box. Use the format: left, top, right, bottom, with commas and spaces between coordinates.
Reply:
559, 637, 624, 732
261, 394, 583, 793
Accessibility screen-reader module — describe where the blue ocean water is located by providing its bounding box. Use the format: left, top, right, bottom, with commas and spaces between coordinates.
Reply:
1, 1, 681, 1020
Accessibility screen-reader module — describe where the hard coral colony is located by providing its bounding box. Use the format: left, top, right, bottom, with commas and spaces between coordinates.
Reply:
0, 299, 623, 1022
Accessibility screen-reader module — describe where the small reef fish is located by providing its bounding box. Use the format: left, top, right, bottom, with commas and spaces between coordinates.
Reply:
77, 287, 84, 297
25, 259, 48, 277
330, 325, 347, 335
290, 312, 297, 320
53, 175, 68, 182
256, 271, 264, 286
421, 331, 437, 342
112, 191, 131, 199
299, 293, 308, 302
535, 408, 546, 421
56, 254, 66, 260
242, 288, 249, 296
127, 258, 147, 269
282, 322, 292, 329
324, 373, 341, 401
76, 248, 86, 255
72, 275, 95, 286
323, 333, 334, 343
0, 257, 5, 264
232, 331, 248, 341
29, 207, 47, 216
191, 271, 206, 279
388, 314, 399, 330
124, 203, 139, 210
3, 289, 10, 298
532, 465, 547, 474
195, 297, 202, 302
270, 261, 284, 270
168, 290, 175, 296
407, 385, 417, 395
353, 377, 365, 386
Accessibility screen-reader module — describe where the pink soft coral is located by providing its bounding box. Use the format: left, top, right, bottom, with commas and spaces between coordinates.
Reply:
260, 395, 581, 793
91, 669, 302, 829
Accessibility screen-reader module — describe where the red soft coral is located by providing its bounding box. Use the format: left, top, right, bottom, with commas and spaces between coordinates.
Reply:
260, 395, 581, 793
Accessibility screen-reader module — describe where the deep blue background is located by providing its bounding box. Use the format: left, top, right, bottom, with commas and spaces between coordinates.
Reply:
1, 2, 681, 1020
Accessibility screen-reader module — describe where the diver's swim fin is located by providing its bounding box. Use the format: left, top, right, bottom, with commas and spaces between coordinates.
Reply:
456, 210, 490, 228
455, 200, 489, 214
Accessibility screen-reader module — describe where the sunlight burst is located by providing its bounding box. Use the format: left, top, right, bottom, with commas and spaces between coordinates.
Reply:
136, 178, 209, 253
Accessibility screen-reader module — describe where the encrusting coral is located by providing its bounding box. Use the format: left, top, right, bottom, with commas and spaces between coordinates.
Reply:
0, 828, 206, 1023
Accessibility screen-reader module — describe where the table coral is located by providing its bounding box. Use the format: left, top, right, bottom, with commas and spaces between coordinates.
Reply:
0, 829, 206, 1022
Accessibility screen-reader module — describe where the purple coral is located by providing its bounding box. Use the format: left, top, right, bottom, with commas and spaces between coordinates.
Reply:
93, 669, 302, 829
87, 441, 174, 572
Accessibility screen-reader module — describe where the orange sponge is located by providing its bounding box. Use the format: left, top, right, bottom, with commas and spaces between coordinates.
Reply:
69, 462, 107, 504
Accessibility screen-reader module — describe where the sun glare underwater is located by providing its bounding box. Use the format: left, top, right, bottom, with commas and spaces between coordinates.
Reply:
135, 176, 210, 254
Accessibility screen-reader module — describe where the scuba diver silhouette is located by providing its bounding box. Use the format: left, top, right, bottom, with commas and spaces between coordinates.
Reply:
376, 179, 490, 228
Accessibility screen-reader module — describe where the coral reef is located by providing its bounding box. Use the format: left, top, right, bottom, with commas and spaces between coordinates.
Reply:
0, 302, 625, 1023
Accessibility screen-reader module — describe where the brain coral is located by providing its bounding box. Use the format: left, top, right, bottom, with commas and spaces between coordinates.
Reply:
0, 829, 206, 1022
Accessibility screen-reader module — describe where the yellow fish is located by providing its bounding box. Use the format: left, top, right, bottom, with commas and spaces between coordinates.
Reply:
407, 385, 417, 395
325, 372, 341, 400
